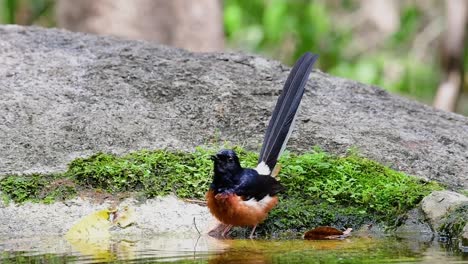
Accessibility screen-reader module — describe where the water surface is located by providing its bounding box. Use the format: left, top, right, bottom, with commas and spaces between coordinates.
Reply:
0, 235, 466, 263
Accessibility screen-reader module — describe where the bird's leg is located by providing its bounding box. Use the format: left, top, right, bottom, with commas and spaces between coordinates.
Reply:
221, 224, 233, 238
249, 225, 257, 239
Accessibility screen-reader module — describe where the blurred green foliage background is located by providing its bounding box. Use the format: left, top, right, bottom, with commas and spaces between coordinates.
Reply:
224, 0, 453, 104
1, 0, 467, 112
0, 0, 53, 26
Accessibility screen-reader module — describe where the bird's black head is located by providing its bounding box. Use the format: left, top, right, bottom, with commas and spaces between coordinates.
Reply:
211, 149, 242, 175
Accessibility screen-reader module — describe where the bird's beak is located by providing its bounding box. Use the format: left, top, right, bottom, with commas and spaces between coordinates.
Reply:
210, 155, 218, 161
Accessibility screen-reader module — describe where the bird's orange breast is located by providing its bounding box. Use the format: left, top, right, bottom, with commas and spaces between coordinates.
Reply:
206, 190, 278, 227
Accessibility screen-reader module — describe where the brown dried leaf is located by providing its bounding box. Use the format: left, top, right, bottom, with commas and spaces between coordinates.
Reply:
304, 226, 352, 240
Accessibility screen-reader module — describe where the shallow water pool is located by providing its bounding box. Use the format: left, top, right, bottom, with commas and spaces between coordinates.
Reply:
0, 235, 466, 263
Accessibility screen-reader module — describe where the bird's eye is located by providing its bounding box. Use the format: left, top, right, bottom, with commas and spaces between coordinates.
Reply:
227, 157, 234, 162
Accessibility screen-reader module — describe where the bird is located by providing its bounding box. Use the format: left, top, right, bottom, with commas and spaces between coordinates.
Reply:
206, 52, 318, 239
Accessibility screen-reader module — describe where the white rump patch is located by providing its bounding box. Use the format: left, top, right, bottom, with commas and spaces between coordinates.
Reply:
258, 195, 274, 208
242, 195, 274, 210
243, 197, 258, 208
255, 161, 271, 175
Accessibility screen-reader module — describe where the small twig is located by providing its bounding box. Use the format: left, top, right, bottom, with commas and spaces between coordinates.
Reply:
193, 233, 201, 260
184, 199, 207, 206
193, 217, 201, 235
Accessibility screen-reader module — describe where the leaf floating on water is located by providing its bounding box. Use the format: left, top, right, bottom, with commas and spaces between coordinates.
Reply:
304, 226, 352, 240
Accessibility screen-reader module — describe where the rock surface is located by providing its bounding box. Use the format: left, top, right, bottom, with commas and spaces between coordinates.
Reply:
0, 196, 212, 238
0, 25, 467, 190
421, 191, 468, 229
395, 208, 433, 242
462, 224, 468, 247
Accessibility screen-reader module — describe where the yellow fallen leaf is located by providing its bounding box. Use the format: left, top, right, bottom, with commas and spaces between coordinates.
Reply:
113, 206, 136, 228
65, 208, 116, 240
65, 208, 116, 261
64, 206, 136, 261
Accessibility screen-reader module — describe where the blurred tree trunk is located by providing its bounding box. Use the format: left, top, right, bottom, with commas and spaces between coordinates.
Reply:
360, 0, 399, 36
433, 0, 466, 112
56, 0, 224, 52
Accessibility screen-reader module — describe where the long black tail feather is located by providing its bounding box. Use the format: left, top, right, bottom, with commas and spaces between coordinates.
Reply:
258, 52, 318, 172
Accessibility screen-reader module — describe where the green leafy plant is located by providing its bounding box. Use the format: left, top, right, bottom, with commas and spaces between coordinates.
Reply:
0, 174, 76, 204
0, 174, 46, 203
261, 149, 441, 234
67, 148, 214, 198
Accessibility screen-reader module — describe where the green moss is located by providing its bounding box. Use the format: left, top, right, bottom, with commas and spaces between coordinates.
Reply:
460, 190, 468, 197
250, 149, 441, 235
67, 148, 213, 198
0, 174, 76, 204
0, 146, 442, 232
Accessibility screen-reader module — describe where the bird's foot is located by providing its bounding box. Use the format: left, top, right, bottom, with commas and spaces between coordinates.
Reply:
249, 225, 257, 239
208, 223, 232, 239
221, 224, 233, 238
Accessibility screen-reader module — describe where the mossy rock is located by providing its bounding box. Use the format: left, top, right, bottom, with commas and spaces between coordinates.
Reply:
438, 203, 468, 241
0, 146, 442, 235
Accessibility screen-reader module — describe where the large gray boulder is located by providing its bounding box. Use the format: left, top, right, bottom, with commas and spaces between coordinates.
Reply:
421, 190, 468, 229
0, 25, 467, 190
